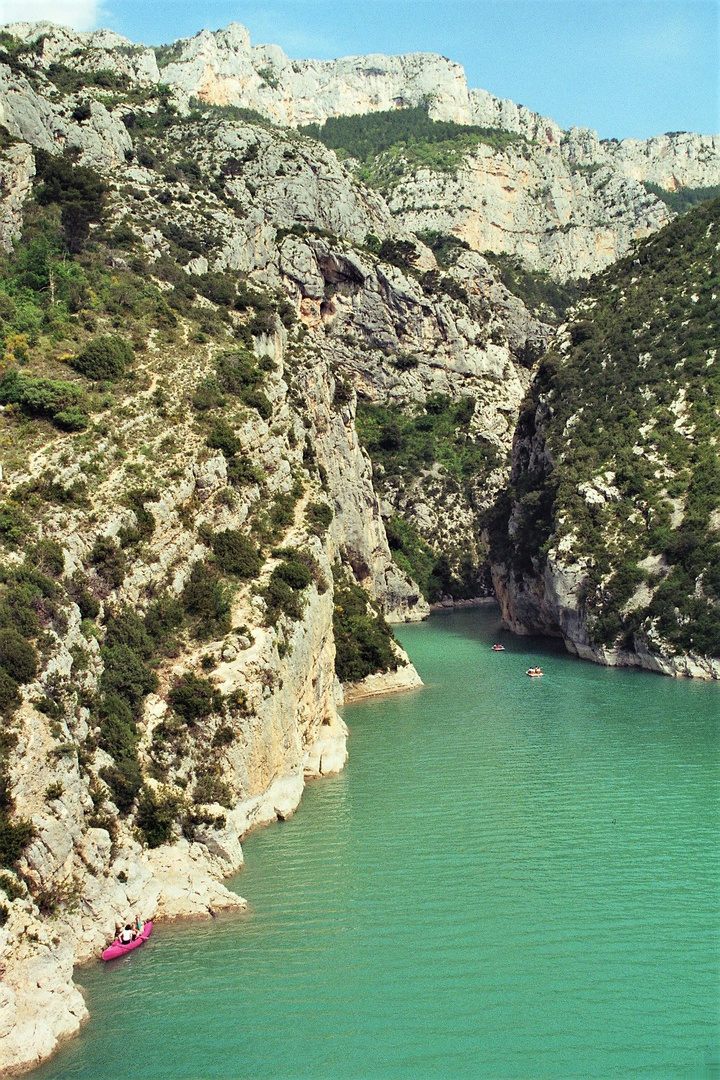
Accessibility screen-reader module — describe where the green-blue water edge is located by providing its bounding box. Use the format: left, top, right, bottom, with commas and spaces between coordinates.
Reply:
36, 609, 719, 1080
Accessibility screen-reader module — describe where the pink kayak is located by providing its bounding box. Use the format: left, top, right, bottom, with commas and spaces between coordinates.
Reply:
102, 921, 153, 961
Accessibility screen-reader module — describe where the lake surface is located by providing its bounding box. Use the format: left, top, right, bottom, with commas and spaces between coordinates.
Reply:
36, 609, 719, 1080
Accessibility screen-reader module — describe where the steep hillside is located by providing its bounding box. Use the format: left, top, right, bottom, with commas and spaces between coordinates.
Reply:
489, 198, 720, 678
304, 106, 719, 281
1, 21, 719, 282
0, 31, 553, 1073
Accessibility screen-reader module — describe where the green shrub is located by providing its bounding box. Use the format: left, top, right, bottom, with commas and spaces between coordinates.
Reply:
144, 593, 185, 643
301, 105, 524, 184
97, 693, 139, 759
212, 724, 235, 747
226, 457, 263, 487
100, 757, 142, 814
643, 182, 720, 215
206, 419, 241, 457
35, 149, 107, 253
215, 350, 263, 394
67, 575, 100, 620
355, 396, 499, 491
260, 550, 319, 626
481, 252, 582, 324
71, 101, 92, 123
72, 335, 134, 380
261, 575, 303, 626
0, 814, 36, 869
332, 568, 398, 682
181, 561, 232, 639
305, 502, 334, 536
272, 559, 312, 591
89, 537, 126, 587
0, 671, 20, 715
0, 503, 29, 547
192, 767, 233, 807
168, 672, 222, 723
136, 785, 182, 848
100, 645, 158, 711
211, 530, 262, 578
393, 353, 420, 372
30, 540, 64, 577
0, 872, 24, 901
192, 377, 226, 411
0, 370, 89, 430
104, 606, 153, 658
241, 388, 272, 419
416, 230, 471, 268
118, 489, 156, 549
0, 630, 38, 684
0, 581, 41, 637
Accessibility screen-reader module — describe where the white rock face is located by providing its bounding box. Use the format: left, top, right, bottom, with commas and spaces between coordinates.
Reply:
342, 663, 424, 703
0, 141, 34, 248
1, 21, 717, 276
384, 142, 675, 280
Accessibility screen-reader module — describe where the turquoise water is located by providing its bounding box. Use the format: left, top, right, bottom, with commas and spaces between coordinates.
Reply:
37, 610, 719, 1080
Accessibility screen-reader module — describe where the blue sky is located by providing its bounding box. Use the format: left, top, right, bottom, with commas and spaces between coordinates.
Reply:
4, 0, 719, 139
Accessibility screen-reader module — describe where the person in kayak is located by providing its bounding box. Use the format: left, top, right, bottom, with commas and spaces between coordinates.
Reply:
119, 924, 136, 944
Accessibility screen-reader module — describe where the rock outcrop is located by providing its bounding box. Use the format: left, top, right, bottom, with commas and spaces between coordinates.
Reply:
2, 20, 718, 281
382, 140, 675, 281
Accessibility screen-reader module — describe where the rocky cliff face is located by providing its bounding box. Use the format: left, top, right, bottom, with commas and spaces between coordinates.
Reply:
3, 20, 718, 282
382, 139, 674, 281
489, 197, 720, 679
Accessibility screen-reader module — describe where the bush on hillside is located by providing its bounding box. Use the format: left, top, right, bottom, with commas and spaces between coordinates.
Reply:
332, 569, 399, 683
136, 786, 182, 848
210, 530, 262, 578
0, 370, 89, 430
0, 629, 38, 684
168, 672, 223, 723
181, 561, 232, 639
71, 335, 134, 380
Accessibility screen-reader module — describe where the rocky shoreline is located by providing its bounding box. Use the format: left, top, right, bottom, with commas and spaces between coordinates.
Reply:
0, 751, 330, 1076
0, 665, 427, 1077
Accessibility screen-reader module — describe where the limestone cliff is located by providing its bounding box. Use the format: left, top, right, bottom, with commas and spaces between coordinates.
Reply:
2, 20, 718, 281
0, 22, 717, 1073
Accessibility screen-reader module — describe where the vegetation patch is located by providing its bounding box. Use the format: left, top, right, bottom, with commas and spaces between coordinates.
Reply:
356, 394, 500, 489
332, 567, 399, 682
0, 370, 89, 431
181, 561, 232, 640
643, 182, 720, 216
136, 785, 183, 848
210, 530, 262, 578
71, 335, 134, 380
260, 548, 323, 627
301, 105, 527, 192
482, 251, 584, 324
168, 672, 223, 723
